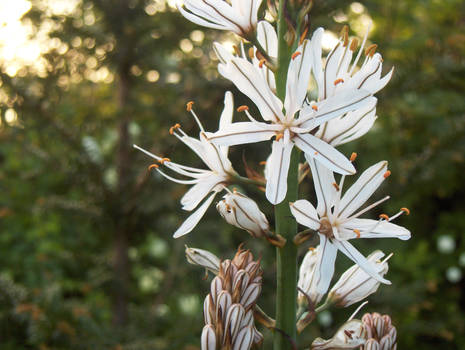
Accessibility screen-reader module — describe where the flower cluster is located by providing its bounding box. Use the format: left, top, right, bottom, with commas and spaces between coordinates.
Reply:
202, 248, 263, 350
360, 313, 397, 350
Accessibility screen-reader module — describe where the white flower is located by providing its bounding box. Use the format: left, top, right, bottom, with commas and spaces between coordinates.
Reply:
177, 0, 262, 37
207, 29, 376, 204
312, 319, 367, 349
309, 26, 393, 146
327, 250, 391, 307
290, 159, 411, 293
297, 246, 324, 305
185, 246, 221, 274
134, 92, 237, 238
216, 190, 270, 238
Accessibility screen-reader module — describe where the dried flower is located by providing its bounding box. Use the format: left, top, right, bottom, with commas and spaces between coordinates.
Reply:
202, 248, 263, 350
216, 190, 270, 238
327, 251, 391, 307
360, 313, 397, 350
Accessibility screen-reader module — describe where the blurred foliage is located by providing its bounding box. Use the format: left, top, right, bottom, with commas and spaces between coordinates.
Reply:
0, 0, 464, 349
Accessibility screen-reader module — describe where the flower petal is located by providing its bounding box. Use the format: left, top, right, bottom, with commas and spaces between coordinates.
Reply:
206, 121, 279, 146
218, 58, 284, 122
289, 199, 320, 230
173, 192, 218, 238
338, 161, 388, 218
294, 133, 355, 175
266, 139, 294, 204
344, 218, 411, 240
332, 239, 391, 284
314, 234, 338, 294
308, 157, 336, 216
181, 174, 225, 211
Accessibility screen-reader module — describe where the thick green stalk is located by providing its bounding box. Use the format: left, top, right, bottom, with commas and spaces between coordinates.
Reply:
273, 0, 299, 348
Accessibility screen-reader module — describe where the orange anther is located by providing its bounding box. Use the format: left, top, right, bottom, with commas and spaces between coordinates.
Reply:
248, 47, 255, 60
383, 170, 391, 178
258, 59, 266, 68
159, 157, 171, 164
148, 163, 159, 170
401, 207, 410, 215
311, 105, 318, 111
308, 247, 315, 251
333, 182, 340, 191
314, 151, 318, 155
291, 51, 301, 60
237, 105, 249, 112
186, 101, 194, 111
353, 229, 361, 238
350, 152, 358, 162
169, 123, 181, 135
334, 78, 344, 86
232, 45, 240, 56
259, 161, 267, 165
379, 214, 390, 221
275, 133, 284, 141
365, 44, 378, 57
350, 38, 359, 51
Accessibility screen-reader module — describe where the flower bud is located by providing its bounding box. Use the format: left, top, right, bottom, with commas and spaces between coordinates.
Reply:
185, 246, 221, 274
311, 319, 367, 349
216, 191, 269, 238
297, 246, 324, 306
327, 251, 390, 307
360, 313, 397, 350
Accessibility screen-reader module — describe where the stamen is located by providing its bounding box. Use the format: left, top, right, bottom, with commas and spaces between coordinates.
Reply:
349, 23, 371, 75
383, 170, 391, 178
379, 214, 389, 221
237, 105, 249, 112
401, 207, 410, 215
350, 38, 359, 51
148, 163, 159, 170
344, 330, 353, 339
349, 195, 390, 219
333, 182, 340, 191
248, 47, 254, 60
350, 152, 358, 162
314, 151, 318, 155
275, 133, 284, 141
299, 27, 308, 45
256, 50, 265, 61
311, 105, 318, 111
159, 157, 171, 164
334, 78, 344, 86
364, 44, 378, 57
232, 45, 240, 56
169, 123, 181, 135
258, 59, 266, 68
348, 301, 368, 321
259, 161, 267, 165
291, 51, 301, 60
381, 253, 394, 263
340, 25, 349, 46
308, 247, 315, 251
186, 101, 194, 112
353, 229, 361, 238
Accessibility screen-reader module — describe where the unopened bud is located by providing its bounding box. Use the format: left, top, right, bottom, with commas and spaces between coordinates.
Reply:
185, 246, 221, 274
327, 250, 390, 307
201, 324, 217, 350
312, 319, 367, 349
216, 191, 269, 238
361, 313, 397, 350
297, 246, 324, 306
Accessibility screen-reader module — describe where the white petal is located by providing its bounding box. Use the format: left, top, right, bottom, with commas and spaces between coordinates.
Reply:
344, 218, 411, 240
285, 39, 314, 118
177, 4, 227, 31
218, 58, 284, 122
333, 240, 391, 284
294, 133, 355, 175
173, 192, 217, 238
213, 42, 235, 64
289, 199, 320, 230
265, 140, 294, 204
219, 91, 234, 130
256, 21, 277, 89
315, 234, 338, 294
308, 157, 336, 216
206, 121, 279, 146
310, 28, 324, 99
338, 161, 388, 218
181, 174, 225, 211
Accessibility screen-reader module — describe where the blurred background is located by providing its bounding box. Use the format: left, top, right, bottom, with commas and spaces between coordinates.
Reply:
0, 0, 464, 349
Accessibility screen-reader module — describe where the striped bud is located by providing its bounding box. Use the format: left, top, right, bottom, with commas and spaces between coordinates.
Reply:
186, 246, 221, 274
360, 313, 397, 350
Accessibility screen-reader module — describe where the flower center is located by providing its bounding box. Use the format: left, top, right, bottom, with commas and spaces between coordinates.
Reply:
319, 217, 334, 239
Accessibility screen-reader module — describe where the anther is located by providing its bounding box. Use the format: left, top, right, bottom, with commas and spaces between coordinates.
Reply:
365, 44, 378, 57
308, 247, 315, 251
340, 25, 349, 40
379, 214, 390, 221
342, 27, 349, 47
248, 47, 254, 60
383, 170, 391, 178
237, 105, 249, 112
232, 45, 240, 56
350, 152, 358, 162
233, 187, 237, 193
148, 163, 159, 170
334, 78, 344, 86
333, 182, 340, 191
275, 133, 284, 141
259, 161, 267, 165
186, 101, 194, 111
353, 229, 361, 238
350, 38, 359, 51
159, 157, 171, 164
299, 27, 308, 45
314, 151, 318, 155
311, 105, 318, 111
258, 59, 267, 68
401, 207, 410, 215
344, 330, 353, 339
291, 51, 301, 60
169, 123, 181, 135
